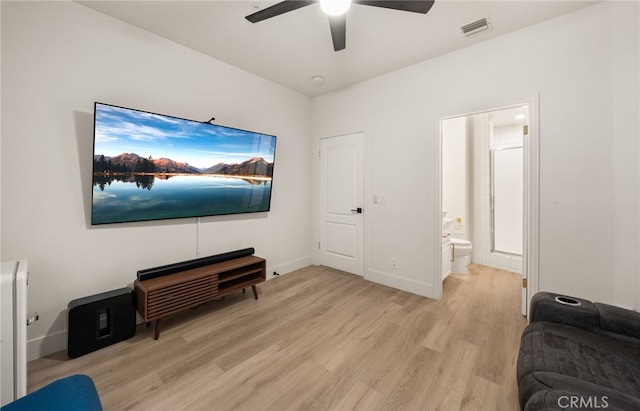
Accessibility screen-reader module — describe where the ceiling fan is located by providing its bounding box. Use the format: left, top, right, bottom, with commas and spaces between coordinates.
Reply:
245, 0, 435, 52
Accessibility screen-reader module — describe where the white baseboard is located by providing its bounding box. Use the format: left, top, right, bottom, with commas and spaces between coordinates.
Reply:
266, 256, 312, 280
366, 269, 435, 299
27, 329, 66, 361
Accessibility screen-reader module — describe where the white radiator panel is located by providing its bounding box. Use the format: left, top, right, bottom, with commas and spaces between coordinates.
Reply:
1, 260, 28, 406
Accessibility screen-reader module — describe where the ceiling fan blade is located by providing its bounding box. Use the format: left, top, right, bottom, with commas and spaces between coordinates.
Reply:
354, 0, 435, 14
328, 14, 347, 51
245, 1, 315, 23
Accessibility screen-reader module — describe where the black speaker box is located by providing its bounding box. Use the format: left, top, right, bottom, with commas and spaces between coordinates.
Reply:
68, 287, 136, 358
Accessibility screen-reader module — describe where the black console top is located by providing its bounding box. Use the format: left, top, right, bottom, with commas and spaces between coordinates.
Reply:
136, 247, 255, 281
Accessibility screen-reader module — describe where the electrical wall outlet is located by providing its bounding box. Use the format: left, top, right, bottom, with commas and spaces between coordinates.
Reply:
26, 312, 39, 326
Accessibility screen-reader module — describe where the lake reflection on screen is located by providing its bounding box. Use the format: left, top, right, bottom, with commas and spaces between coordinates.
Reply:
91, 175, 272, 225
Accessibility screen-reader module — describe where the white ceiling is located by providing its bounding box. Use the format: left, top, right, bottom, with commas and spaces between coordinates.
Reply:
78, 0, 598, 96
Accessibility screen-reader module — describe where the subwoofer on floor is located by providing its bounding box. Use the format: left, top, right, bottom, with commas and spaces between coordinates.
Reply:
67, 287, 136, 358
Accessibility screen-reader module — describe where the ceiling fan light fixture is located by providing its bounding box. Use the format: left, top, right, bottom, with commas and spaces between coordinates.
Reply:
320, 0, 351, 16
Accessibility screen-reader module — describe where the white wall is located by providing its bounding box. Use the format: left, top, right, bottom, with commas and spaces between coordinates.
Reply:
311, 1, 639, 306
1, 1, 312, 358
441, 116, 468, 238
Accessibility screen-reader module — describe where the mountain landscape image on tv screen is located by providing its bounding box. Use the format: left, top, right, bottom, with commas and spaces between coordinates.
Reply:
91, 102, 276, 225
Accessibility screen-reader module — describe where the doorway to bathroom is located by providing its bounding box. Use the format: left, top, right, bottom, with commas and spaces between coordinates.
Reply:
439, 101, 538, 316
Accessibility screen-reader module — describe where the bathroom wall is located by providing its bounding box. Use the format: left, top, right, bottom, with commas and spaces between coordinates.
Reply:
471, 114, 523, 274
441, 116, 469, 239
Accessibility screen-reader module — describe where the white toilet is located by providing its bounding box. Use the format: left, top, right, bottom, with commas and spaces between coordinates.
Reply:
450, 238, 473, 274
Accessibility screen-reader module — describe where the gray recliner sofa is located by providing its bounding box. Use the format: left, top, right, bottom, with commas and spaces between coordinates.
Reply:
517, 292, 640, 411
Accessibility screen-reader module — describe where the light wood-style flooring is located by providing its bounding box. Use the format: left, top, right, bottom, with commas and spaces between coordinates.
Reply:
28, 264, 527, 410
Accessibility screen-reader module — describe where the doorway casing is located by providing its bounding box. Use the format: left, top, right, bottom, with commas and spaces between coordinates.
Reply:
435, 97, 540, 316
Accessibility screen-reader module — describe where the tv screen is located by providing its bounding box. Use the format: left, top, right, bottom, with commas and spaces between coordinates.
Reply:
91, 102, 276, 225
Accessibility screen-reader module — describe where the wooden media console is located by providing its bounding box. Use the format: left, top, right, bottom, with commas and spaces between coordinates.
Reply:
134, 255, 266, 339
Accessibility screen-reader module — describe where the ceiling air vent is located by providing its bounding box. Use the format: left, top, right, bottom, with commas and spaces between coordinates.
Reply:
461, 18, 489, 37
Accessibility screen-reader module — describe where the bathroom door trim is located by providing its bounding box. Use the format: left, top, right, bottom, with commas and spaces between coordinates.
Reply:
436, 96, 539, 317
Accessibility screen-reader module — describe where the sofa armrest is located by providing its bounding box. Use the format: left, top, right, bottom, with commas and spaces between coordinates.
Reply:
529, 292, 640, 347
1, 374, 102, 411
529, 292, 599, 331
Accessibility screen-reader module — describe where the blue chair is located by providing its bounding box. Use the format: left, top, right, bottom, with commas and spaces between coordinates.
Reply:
1, 374, 102, 411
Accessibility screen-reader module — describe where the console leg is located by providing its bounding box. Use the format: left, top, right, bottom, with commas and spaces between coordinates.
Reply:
154, 319, 162, 340
251, 285, 258, 300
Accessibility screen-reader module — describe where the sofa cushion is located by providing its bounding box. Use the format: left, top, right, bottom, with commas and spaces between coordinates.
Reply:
518, 321, 640, 410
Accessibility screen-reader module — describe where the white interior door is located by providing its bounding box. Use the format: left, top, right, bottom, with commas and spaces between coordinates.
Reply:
319, 133, 364, 276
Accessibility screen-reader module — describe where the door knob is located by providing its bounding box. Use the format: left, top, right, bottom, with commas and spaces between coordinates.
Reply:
350, 207, 363, 214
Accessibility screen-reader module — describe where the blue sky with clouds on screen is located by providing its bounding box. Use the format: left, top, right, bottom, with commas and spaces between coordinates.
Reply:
93, 103, 276, 170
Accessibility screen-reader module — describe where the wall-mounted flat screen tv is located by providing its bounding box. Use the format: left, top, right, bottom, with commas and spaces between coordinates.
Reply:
91, 102, 276, 225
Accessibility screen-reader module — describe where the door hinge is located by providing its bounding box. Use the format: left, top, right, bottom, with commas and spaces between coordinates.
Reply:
523, 125, 529, 136
318, 241, 320, 249
522, 278, 528, 288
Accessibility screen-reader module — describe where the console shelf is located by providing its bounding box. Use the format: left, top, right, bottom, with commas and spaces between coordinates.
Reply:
134, 255, 266, 339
